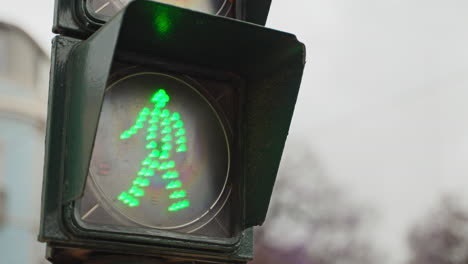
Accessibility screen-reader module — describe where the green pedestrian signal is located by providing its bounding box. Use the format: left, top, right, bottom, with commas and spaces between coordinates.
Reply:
39, 0, 305, 263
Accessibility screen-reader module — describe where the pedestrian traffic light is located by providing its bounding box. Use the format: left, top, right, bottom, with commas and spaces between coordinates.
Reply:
39, 1, 305, 263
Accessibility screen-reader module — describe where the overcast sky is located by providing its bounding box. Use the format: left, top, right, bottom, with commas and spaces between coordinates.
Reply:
2, 1, 468, 263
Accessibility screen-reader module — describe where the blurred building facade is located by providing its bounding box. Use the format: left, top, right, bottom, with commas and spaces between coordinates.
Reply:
0, 22, 49, 264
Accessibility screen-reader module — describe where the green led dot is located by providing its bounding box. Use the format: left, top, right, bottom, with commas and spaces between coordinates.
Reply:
149, 116, 159, 124
168, 199, 190, 212
139, 178, 150, 187
160, 151, 170, 160
142, 158, 152, 166
181, 200, 190, 207
148, 124, 158, 132
146, 132, 157, 141
149, 160, 160, 169
129, 127, 138, 135
167, 160, 175, 168
169, 190, 186, 199
158, 162, 168, 171
146, 141, 157, 149
144, 169, 155, 177
154, 93, 169, 104
151, 109, 161, 116
173, 120, 184, 129
130, 187, 144, 197
138, 168, 147, 176
118, 192, 128, 201
171, 112, 180, 121
129, 186, 142, 196
176, 144, 187, 153
163, 171, 179, 179
160, 152, 170, 160
135, 189, 144, 197
162, 126, 172, 134
166, 180, 182, 190
176, 136, 186, 144
162, 143, 172, 151
135, 122, 144, 129
129, 199, 139, 207
120, 131, 132, 140
137, 116, 147, 123
175, 128, 185, 137
156, 101, 166, 108
151, 90, 166, 103
161, 109, 170, 118
149, 150, 160, 158
141, 107, 150, 115
133, 178, 142, 185
162, 134, 172, 142
161, 118, 171, 126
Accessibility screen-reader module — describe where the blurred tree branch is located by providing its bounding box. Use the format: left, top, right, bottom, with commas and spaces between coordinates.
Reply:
250, 145, 382, 264
406, 195, 468, 264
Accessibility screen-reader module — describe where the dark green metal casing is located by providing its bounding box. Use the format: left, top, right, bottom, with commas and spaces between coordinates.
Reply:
53, 0, 272, 37
40, 1, 305, 263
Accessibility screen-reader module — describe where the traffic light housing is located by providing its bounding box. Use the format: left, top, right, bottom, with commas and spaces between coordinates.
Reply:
40, 1, 305, 263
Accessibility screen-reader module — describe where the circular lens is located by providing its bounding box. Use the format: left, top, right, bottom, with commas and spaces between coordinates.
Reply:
87, 0, 234, 20
86, 72, 230, 229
